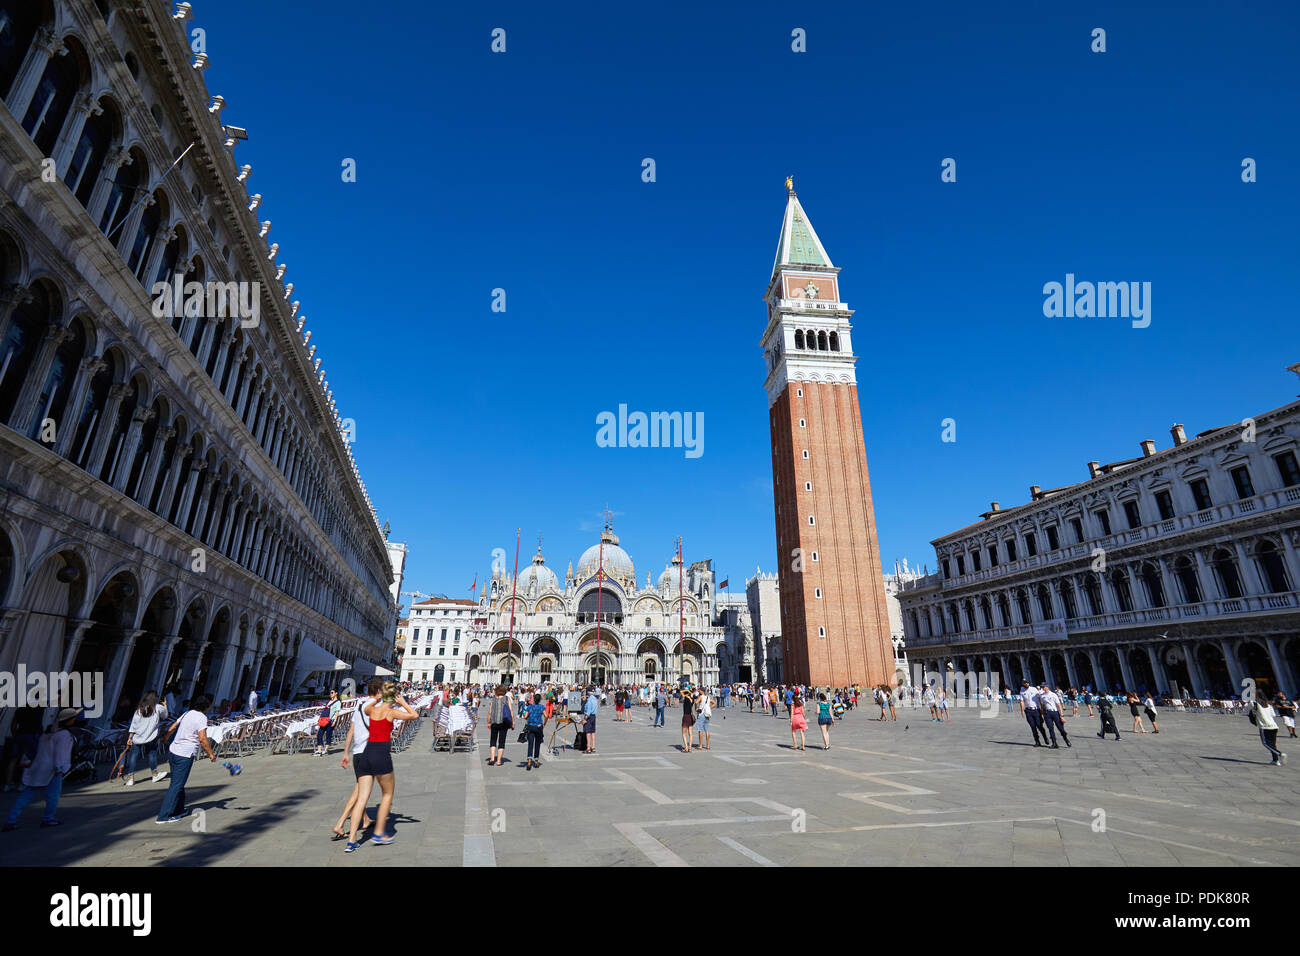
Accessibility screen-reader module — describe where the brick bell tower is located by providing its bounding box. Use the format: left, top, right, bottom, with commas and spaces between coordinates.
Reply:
760, 178, 894, 688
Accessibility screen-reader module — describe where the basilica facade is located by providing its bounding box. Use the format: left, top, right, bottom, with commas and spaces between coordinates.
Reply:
464, 527, 730, 688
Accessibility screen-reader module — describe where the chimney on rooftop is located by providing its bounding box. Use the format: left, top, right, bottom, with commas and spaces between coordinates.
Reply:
1170, 423, 1187, 446
1088, 461, 1102, 479
1029, 485, 1041, 500
990, 502, 1000, 512
1140, 440, 1157, 457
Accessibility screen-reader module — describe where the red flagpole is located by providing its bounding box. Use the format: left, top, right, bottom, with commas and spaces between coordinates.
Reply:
677, 536, 684, 684
595, 509, 607, 687
508, 527, 520, 684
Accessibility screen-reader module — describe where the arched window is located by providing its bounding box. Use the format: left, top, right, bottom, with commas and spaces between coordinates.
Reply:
1036, 584, 1054, 619
997, 592, 1011, 626
817, 330, 828, 351
1174, 556, 1202, 604
794, 329, 804, 350
1139, 562, 1165, 607
1109, 570, 1134, 612
1256, 540, 1290, 594
829, 331, 839, 351
1060, 580, 1078, 618
540, 658, 552, 679
1211, 548, 1243, 599
1016, 589, 1031, 623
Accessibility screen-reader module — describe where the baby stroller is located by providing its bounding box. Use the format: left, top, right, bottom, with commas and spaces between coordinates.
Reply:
61, 726, 99, 785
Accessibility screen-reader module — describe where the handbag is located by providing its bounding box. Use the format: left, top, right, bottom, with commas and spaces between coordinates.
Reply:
517, 731, 527, 743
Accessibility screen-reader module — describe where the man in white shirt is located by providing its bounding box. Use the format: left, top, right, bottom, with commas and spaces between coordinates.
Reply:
156, 694, 217, 823
247, 688, 258, 715
1038, 684, 1071, 748
1018, 681, 1048, 747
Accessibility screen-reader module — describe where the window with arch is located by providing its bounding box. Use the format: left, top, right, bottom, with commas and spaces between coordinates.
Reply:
1173, 556, 1202, 603
811, 551, 818, 562
1256, 540, 1291, 593
799, 418, 806, 428
814, 588, 822, 599
808, 515, 815, 525
794, 329, 804, 349
801, 449, 808, 459
1211, 548, 1243, 599
796, 388, 803, 397
817, 330, 828, 350
829, 331, 839, 351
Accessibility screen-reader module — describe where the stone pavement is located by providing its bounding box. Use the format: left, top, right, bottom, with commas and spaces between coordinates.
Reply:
3, 699, 1299, 866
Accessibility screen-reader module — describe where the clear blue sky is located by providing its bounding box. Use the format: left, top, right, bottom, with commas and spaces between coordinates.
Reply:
197, 0, 1299, 605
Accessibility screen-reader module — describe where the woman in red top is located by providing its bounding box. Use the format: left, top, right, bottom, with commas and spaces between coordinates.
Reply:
346, 682, 417, 850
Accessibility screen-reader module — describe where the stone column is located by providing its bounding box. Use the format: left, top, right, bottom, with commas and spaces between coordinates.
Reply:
209, 643, 242, 703
175, 461, 208, 534
189, 473, 220, 541
53, 355, 106, 459
5, 27, 61, 122
1278, 531, 1300, 592
1233, 541, 1261, 596
1192, 548, 1215, 599
179, 641, 210, 702
1116, 648, 1137, 691
1181, 642, 1208, 698
1038, 651, 1052, 684
51, 92, 99, 175
1064, 652, 1080, 689
1265, 636, 1297, 696
1146, 645, 1169, 695
1218, 638, 1246, 695
144, 634, 181, 696
155, 444, 192, 523
136, 426, 175, 510
111, 405, 155, 493
142, 226, 176, 292
12, 325, 72, 435
1156, 557, 1177, 608
98, 629, 145, 726
86, 383, 129, 479
61, 619, 96, 673
1086, 648, 1105, 692
85, 147, 131, 229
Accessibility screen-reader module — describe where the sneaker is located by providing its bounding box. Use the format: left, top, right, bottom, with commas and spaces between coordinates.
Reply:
371, 833, 394, 846
155, 816, 183, 824
152, 771, 167, 782
1282, 753, 1288, 766
124, 778, 135, 787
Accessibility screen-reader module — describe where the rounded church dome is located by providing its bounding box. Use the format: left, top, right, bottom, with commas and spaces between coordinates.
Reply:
516, 550, 559, 595
576, 530, 635, 582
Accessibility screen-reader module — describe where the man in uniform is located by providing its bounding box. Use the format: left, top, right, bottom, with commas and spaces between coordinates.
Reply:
1018, 680, 1047, 747
1038, 683, 1071, 748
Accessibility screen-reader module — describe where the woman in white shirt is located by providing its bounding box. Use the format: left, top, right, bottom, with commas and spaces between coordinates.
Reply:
123, 692, 166, 786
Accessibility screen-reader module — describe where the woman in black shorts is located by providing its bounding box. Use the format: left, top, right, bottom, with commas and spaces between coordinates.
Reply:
1127, 692, 1147, 733
680, 690, 695, 753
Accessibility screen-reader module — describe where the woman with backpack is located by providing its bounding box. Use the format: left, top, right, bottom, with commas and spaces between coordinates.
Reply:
123, 692, 166, 786
523, 692, 547, 771
487, 684, 513, 767
314, 688, 341, 757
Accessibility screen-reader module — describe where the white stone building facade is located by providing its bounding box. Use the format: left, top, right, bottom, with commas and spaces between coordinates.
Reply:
0, 0, 392, 728
399, 597, 475, 683
896, 367, 1300, 699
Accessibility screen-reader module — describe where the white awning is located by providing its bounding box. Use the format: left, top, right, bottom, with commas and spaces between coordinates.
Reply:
291, 638, 348, 688
352, 658, 395, 678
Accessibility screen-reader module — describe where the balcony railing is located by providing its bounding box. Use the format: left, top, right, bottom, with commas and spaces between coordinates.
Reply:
906, 589, 1299, 647
938, 486, 1300, 592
